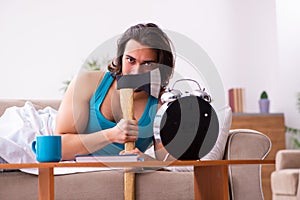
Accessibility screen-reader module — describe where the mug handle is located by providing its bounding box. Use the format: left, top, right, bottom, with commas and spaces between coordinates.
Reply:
31, 141, 37, 154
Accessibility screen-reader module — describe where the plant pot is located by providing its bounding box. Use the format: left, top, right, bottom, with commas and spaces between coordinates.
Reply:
259, 99, 270, 113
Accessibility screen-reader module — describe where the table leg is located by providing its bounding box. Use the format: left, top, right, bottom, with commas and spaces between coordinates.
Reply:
38, 167, 54, 200
194, 165, 229, 200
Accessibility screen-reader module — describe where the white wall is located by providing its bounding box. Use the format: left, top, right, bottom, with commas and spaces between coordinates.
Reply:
275, 0, 300, 128
0, 0, 299, 127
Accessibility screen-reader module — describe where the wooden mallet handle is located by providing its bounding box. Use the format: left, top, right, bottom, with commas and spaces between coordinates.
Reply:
120, 88, 135, 200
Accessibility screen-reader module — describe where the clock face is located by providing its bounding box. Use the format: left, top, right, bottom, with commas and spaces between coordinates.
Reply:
154, 96, 219, 160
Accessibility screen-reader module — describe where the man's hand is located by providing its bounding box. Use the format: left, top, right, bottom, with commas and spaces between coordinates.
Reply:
108, 119, 138, 144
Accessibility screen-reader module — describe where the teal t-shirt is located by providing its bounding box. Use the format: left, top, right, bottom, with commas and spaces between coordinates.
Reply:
84, 72, 158, 155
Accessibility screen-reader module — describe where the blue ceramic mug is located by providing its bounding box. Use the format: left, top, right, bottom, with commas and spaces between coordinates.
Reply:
31, 135, 62, 162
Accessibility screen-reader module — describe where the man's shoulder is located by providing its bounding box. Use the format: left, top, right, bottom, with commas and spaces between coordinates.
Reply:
78, 70, 105, 79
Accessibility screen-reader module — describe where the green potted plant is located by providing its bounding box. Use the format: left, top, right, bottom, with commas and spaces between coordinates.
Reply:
60, 57, 111, 93
259, 91, 270, 113
286, 92, 300, 148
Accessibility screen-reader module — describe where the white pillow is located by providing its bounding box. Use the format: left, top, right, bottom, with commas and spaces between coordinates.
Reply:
201, 105, 232, 160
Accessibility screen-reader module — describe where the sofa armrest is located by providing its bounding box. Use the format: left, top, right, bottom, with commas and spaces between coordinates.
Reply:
275, 149, 300, 170
0, 99, 61, 116
225, 129, 272, 160
224, 129, 272, 200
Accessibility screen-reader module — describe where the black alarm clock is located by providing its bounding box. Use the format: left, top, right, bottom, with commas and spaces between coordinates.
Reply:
153, 79, 219, 160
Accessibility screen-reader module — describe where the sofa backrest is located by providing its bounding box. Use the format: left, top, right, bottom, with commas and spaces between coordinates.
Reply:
0, 99, 61, 116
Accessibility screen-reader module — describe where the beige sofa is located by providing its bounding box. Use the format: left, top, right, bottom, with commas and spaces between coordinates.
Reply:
0, 99, 272, 200
271, 149, 300, 200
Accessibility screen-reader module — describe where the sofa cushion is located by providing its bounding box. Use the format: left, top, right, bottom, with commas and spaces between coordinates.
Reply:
271, 169, 299, 195
0, 170, 194, 200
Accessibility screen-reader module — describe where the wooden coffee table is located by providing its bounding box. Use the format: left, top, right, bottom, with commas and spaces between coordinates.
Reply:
0, 160, 274, 200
